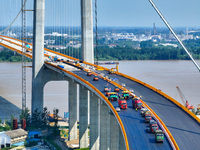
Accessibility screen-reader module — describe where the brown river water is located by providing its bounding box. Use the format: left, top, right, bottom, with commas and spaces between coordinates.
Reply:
0, 60, 200, 119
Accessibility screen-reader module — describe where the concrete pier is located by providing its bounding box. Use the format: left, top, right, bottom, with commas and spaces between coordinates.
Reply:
119, 128, 126, 150
69, 81, 78, 140
100, 102, 110, 150
90, 93, 100, 150
110, 112, 119, 150
79, 85, 89, 148
81, 0, 94, 63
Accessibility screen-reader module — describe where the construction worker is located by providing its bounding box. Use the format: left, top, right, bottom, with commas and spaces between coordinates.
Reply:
136, 107, 138, 111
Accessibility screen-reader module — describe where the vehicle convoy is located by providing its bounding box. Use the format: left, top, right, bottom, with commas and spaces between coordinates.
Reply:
107, 92, 119, 101
122, 91, 130, 99
132, 97, 142, 109
93, 75, 99, 81
145, 111, 152, 123
118, 99, 127, 109
155, 130, 164, 143
150, 120, 159, 133
141, 108, 149, 116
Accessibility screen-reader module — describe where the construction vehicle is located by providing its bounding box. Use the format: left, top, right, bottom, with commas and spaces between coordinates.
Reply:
93, 75, 99, 81
122, 91, 130, 99
132, 97, 142, 109
104, 85, 109, 92
145, 111, 152, 123
155, 130, 164, 143
196, 104, 200, 115
118, 99, 127, 109
141, 108, 149, 116
114, 86, 120, 92
107, 92, 119, 101
176, 86, 194, 110
109, 62, 119, 74
150, 120, 159, 133
87, 71, 92, 76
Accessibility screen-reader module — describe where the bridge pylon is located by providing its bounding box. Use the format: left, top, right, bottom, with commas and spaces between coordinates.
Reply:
32, 0, 45, 114
81, 0, 94, 64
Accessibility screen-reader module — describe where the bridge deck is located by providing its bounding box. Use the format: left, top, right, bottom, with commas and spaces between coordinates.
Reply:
102, 72, 200, 150
1, 36, 200, 149
73, 70, 172, 150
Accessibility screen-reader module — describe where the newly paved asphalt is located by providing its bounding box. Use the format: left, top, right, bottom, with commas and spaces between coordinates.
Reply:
2, 36, 199, 149
101, 71, 200, 150
73, 70, 172, 150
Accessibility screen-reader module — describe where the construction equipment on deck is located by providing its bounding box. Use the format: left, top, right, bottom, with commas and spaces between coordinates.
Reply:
176, 86, 194, 110
109, 62, 119, 74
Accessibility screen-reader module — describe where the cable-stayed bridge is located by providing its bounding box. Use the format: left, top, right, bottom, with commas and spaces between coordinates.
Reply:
0, 0, 200, 150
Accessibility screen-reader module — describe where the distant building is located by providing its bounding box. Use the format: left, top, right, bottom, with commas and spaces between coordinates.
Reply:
108, 44, 118, 48
0, 129, 28, 148
0, 132, 11, 148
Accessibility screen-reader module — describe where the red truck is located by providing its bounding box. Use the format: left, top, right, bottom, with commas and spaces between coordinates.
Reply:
118, 99, 127, 109
150, 120, 159, 133
132, 97, 142, 109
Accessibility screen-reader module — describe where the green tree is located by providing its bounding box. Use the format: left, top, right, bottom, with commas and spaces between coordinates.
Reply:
53, 108, 59, 135
41, 107, 50, 126
31, 108, 41, 127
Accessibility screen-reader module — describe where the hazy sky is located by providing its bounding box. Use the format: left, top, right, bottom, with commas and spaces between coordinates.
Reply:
97, 0, 200, 27
0, 0, 200, 28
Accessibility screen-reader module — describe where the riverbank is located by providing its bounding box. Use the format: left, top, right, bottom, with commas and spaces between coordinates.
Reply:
0, 60, 200, 120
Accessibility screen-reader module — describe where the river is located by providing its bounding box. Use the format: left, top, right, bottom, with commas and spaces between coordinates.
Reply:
0, 60, 200, 119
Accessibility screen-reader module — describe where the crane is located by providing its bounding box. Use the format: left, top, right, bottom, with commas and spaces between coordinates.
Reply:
176, 86, 194, 110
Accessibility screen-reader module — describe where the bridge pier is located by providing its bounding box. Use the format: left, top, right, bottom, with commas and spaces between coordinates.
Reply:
110, 112, 119, 150
90, 93, 100, 150
79, 85, 89, 148
119, 128, 126, 150
100, 101, 110, 150
32, 66, 67, 113
68, 81, 78, 140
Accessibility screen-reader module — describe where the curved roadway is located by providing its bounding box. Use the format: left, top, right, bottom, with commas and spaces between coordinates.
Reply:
1, 36, 200, 149
99, 71, 200, 150
73, 70, 171, 150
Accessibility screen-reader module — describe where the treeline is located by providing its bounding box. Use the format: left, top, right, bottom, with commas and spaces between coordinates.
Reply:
1, 39, 200, 61
96, 46, 200, 60
0, 48, 31, 62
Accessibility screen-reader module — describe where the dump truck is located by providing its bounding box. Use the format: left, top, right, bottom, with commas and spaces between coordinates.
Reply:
145, 111, 152, 123
155, 130, 164, 143
118, 99, 127, 109
141, 108, 149, 116
132, 97, 142, 109
150, 120, 158, 133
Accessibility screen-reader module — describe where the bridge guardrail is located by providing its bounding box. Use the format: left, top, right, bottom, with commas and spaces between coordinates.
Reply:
115, 72, 180, 150
4, 35, 200, 149
116, 72, 200, 124
45, 61, 130, 150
